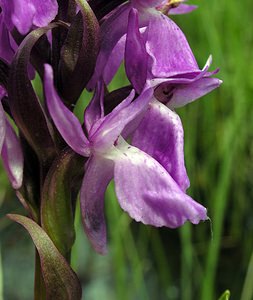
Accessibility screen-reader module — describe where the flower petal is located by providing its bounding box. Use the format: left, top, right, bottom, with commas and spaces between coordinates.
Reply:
87, 3, 131, 90
0, 14, 15, 63
103, 34, 126, 85
168, 77, 222, 108
152, 55, 222, 108
44, 64, 90, 156
1, 117, 23, 189
0, 0, 58, 34
146, 14, 199, 78
114, 143, 207, 227
125, 8, 148, 93
91, 87, 153, 152
132, 99, 190, 191
80, 155, 114, 254
84, 80, 104, 134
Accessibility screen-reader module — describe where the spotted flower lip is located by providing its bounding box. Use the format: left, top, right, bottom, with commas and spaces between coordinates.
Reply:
0, 0, 58, 34
45, 63, 208, 255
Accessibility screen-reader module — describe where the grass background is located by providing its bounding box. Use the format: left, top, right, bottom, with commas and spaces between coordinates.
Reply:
0, 0, 253, 299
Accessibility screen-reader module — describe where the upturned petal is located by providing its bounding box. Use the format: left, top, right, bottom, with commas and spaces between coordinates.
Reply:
145, 14, 199, 78
114, 142, 207, 227
84, 80, 104, 134
125, 8, 148, 93
132, 99, 190, 191
1, 117, 23, 189
103, 34, 126, 86
0, 0, 58, 34
87, 3, 131, 90
80, 155, 114, 254
44, 64, 90, 157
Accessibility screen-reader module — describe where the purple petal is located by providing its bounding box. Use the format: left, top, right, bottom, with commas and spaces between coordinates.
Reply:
168, 77, 222, 108
0, 14, 15, 63
0, 14, 35, 79
151, 55, 222, 107
125, 8, 148, 93
114, 145, 207, 228
0, 101, 6, 152
91, 87, 153, 152
0, 0, 58, 34
1, 118, 23, 189
44, 64, 90, 156
84, 80, 104, 134
132, 100, 190, 191
146, 14, 199, 78
169, 4, 198, 15
103, 34, 125, 85
80, 155, 114, 254
114, 143, 207, 227
87, 3, 131, 90
90, 89, 135, 149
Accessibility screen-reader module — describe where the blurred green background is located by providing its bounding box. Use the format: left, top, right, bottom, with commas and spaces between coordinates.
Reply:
1, 0, 253, 299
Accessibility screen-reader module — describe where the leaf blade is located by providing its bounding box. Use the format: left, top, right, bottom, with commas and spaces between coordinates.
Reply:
7, 214, 82, 300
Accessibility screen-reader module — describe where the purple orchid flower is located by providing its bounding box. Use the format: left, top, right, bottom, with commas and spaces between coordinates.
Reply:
0, 13, 35, 79
87, 0, 200, 90
44, 63, 207, 254
0, 0, 58, 35
125, 8, 222, 96
0, 96, 23, 189
118, 8, 220, 193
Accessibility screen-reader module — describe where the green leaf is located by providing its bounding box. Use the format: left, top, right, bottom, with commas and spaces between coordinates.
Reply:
218, 290, 230, 300
59, 0, 100, 105
7, 214, 82, 300
8, 24, 59, 166
41, 149, 85, 258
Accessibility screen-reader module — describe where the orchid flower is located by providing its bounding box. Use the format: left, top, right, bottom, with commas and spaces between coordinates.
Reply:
118, 7, 220, 193
45, 63, 207, 254
0, 96, 23, 189
0, 0, 58, 35
88, 0, 203, 90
